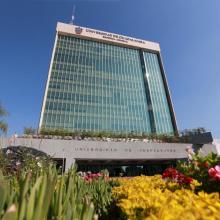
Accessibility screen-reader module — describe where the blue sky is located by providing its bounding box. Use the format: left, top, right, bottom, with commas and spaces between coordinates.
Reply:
0, 0, 219, 137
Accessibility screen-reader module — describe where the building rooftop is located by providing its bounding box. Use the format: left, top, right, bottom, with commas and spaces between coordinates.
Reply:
56, 22, 160, 52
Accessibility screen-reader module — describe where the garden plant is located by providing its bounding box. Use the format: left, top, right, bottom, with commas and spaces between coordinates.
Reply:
0, 151, 112, 220
0, 149, 220, 219
177, 152, 220, 193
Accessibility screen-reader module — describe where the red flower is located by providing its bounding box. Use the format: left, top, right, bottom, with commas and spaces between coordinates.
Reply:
203, 162, 209, 168
162, 168, 193, 185
84, 176, 92, 182
162, 168, 179, 179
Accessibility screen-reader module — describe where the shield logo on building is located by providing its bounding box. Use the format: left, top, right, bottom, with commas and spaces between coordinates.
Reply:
75, 26, 83, 34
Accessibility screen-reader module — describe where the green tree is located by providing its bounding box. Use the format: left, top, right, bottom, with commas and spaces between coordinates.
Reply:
0, 102, 8, 134
23, 127, 36, 135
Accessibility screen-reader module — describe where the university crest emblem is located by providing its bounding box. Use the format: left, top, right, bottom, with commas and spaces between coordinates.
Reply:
75, 26, 83, 34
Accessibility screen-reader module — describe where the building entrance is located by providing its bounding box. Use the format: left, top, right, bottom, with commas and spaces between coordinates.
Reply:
76, 159, 177, 177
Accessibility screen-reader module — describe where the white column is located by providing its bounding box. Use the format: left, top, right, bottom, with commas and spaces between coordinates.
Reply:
65, 158, 76, 171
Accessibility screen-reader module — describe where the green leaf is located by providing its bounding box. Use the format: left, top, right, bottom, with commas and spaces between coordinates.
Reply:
2, 204, 17, 220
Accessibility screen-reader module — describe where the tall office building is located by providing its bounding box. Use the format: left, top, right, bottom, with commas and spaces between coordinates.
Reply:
39, 22, 177, 134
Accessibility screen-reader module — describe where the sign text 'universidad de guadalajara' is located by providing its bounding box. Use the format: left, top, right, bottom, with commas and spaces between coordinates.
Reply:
85, 28, 146, 45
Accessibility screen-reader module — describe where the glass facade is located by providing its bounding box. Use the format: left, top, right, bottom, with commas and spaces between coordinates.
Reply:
40, 33, 175, 134
143, 52, 174, 134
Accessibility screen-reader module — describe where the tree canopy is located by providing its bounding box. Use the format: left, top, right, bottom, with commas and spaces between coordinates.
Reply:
0, 103, 8, 134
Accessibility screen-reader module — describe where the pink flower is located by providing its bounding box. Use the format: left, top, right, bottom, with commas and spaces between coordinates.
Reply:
83, 172, 103, 182
215, 165, 220, 173
97, 173, 102, 177
208, 165, 220, 181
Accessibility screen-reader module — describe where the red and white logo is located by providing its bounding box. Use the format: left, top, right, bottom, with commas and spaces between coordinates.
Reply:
75, 27, 83, 34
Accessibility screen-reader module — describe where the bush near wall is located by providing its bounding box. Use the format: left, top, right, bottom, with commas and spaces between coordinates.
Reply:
177, 153, 220, 193
39, 128, 182, 143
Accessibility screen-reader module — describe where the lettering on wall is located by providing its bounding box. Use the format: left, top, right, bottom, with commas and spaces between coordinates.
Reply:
74, 146, 177, 153
85, 28, 146, 45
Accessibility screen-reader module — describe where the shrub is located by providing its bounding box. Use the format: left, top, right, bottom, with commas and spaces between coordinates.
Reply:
177, 152, 220, 192
39, 128, 182, 142
0, 165, 113, 219
162, 168, 193, 187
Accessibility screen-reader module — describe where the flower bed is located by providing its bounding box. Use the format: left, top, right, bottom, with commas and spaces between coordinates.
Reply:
177, 152, 220, 192
112, 175, 220, 220
1, 151, 220, 219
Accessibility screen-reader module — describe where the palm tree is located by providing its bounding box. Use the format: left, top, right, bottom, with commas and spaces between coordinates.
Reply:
0, 103, 8, 134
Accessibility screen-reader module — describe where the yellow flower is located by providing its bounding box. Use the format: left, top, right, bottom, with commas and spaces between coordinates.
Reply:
112, 176, 220, 220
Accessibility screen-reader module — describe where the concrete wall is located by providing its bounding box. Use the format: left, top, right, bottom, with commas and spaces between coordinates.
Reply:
1, 137, 218, 170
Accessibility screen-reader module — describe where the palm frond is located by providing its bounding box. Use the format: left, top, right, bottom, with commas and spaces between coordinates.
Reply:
0, 120, 8, 133
0, 103, 8, 116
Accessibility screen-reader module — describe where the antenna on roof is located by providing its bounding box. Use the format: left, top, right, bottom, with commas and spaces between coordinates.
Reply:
70, 5, 76, 25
